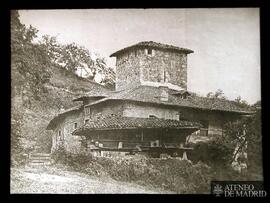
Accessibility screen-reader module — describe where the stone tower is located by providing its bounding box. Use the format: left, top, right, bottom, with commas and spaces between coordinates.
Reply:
110, 41, 194, 91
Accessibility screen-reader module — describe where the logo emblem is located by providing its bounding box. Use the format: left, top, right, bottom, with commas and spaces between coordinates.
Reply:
213, 184, 223, 197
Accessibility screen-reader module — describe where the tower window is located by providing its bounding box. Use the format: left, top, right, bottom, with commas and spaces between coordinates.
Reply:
147, 48, 152, 55
163, 71, 169, 83
85, 119, 89, 124
163, 71, 166, 82
58, 130, 64, 141
74, 122, 78, 129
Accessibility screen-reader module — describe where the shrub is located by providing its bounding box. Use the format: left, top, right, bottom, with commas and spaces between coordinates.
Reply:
11, 153, 28, 167
51, 149, 215, 193
51, 147, 69, 164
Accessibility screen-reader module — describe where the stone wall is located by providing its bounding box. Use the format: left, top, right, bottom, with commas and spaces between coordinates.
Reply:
115, 50, 141, 91
123, 102, 179, 120
51, 110, 84, 154
91, 101, 124, 118
115, 48, 188, 91
92, 101, 231, 136
179, 108, 240, 136
51, 100, 241, 153
123, 102, 239, 136
139, 49, 188, 90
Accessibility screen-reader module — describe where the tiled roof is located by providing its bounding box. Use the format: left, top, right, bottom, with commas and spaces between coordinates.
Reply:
110, 41, 194, 57
72, 115, 201, 135
47, 85, 253, 132
72, 84, 113, 101
87, 85, 254, 114
46, 105, 82, 130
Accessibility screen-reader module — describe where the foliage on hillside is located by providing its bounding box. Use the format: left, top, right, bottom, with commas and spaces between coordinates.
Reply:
11, 11, 52, 102
11, 10, 114, 162
39, 35, 116, 89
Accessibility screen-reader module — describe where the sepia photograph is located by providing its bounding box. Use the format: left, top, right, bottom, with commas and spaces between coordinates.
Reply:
10, 8, 262, 194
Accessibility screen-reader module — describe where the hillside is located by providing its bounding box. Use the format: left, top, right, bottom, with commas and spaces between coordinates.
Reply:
11, 10, 115, 155
13, 64, 112, 153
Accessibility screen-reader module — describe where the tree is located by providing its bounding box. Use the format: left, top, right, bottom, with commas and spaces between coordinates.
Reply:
222, 107, 262, 178
234, 96, 250, 108
40, 35, 62, 63
206, 92, 214, 98
11, 107, 23, 154
100, 66, 116, 89
206, 89, 227, 99
11, 11, 116, 162
57, 43, 95, 75
191, 95, 262, 179
214, 89, 225, 99
11, 10, 52, 102
246, 105, 262, 178
11, 10, 54, 165
93, 57, 115, 88
50, 40, 116, 87
11, 106, 24, 166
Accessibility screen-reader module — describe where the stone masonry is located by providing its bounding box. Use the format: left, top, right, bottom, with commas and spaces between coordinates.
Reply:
115, 47, 189, 91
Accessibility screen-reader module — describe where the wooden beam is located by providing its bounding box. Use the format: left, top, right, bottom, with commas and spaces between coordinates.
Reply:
76, 126, 199, 134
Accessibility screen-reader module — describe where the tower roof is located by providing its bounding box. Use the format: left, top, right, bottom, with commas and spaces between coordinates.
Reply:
110, 41, 194, 57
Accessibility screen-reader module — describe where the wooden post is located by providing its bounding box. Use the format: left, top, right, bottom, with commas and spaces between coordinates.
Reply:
185, 131, 192, 145
141, 129, 144, 142
160, 129, 164, 147
182, 151, 188, 161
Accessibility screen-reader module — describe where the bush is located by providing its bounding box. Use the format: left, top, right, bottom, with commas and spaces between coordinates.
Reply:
51, 150, 213, 193
51, 147, 67, 163
11, 153, 28, 167
190, 138, 234, 169
51, 143, 261, 193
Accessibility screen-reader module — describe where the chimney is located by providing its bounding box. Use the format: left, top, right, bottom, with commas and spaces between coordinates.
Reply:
159, 85, 169, 101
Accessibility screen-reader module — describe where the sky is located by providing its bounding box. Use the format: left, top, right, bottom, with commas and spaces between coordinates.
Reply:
18, 9, 260, 104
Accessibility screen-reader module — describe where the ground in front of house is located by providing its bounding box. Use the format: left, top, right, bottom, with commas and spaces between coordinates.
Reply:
10, 164, 174, 194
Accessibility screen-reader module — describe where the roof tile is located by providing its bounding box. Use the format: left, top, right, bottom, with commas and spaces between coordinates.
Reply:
87, 85, 253, 114
73, 115, 201, 134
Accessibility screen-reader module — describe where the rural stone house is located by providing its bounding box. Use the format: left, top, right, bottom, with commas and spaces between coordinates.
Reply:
47, 41, 252, 158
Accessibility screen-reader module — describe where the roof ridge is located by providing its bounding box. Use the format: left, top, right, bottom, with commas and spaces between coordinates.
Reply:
110, 41, 194, 57
84, 86, 253, 114
111, 85, 141, 97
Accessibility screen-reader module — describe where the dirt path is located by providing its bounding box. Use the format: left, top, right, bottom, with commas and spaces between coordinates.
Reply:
10, 165, 173, 194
